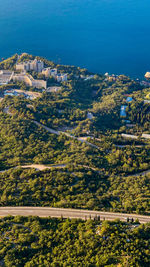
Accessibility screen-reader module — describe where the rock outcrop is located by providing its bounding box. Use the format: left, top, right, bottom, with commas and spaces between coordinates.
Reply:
145, 72, 150, 79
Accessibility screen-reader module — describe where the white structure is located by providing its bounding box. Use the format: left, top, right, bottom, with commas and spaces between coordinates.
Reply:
0, 70, 14, 85
50, 69, 58, 77
42, 67, 52, 77
12, 73, 47, 89
121, 134, 138, 139
56, 73, 67, 82
16, 58, 68, 83
84, 75, 94, 81
16, 59, 44, 72
42, 68, 57, 78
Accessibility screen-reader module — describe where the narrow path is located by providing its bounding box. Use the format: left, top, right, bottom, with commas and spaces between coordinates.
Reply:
0, 164, 67, 173
1, 117, 150, 176
115, 144, 145, 148
130, 169, 150, 177
1, 163, 150, 177
33, 121, 60, 135
33, 120, 100, 149
21, 164, 66, 171
0, 164, 101, 174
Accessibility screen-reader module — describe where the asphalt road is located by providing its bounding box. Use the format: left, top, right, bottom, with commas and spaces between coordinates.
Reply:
0, 207, 150, 223
33, 120, 100, 149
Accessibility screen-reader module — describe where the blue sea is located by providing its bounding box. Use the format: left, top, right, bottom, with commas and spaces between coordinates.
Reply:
0, 0, 150, 78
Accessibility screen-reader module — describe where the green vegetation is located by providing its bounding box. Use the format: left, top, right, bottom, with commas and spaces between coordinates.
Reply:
0, 167, 150, 214
128, 101, 150, 131
0, 54, 150, 212
0, 216, 149, 266
0, 114, 100, 169
0, 54, 18, 70
0, 110, 149, 176
0, 53, 150, 266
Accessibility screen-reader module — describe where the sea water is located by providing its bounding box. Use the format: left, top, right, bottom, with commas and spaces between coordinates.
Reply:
0, 0, 150, 78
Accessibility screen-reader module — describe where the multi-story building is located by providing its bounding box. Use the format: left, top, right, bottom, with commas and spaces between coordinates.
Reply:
12, 73, 47, 89
16, 62, 27, 72
56, 73, 67, 82
42, 67, 51, 77
0, 70, 14, 85
42, 67, 57, 78
16, 59, 44, 72
50, 69, 58, 77
31, 78, 47, 89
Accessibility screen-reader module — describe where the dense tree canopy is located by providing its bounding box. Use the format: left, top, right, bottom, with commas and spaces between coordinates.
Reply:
0, 167, 150, 214
0, 216, 149, 267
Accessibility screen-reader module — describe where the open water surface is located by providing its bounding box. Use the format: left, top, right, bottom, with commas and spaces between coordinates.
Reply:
0, 0, 150, 78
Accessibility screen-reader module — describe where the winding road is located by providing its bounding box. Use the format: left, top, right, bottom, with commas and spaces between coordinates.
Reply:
33, 120, 99, 149
0, 207, 149, 223
3, 109, 99, 150
2, 64, 150, 224
0, 163, 150, 177
1, 117, 150, 176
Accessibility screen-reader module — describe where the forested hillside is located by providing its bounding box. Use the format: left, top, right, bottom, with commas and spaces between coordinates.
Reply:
0, 168, 150, 214
0, 216, 150, 266
0, 54, 150, 214
0, 54, 150, 266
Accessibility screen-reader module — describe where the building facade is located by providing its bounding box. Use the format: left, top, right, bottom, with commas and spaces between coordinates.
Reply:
0, 70, 14, 85
12, 73, 47, 89
56, 73, 67, 82
16, 59, 44, 72
42, 68, 57, 78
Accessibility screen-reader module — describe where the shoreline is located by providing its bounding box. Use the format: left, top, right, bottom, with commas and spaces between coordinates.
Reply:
0, 52, 148, 81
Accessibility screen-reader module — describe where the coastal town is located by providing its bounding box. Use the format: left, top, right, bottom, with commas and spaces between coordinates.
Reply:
0, 53, 150, 141
0, 53, 150, 94
0, 56, 68, 91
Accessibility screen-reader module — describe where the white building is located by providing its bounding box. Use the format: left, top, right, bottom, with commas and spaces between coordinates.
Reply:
16, 59, 44, 73
42, 67, 57, 78
42, 68, 67, 82
42, 67, 51, 77
50, 69, 58, 77
0, 70, 14, 85
56, 73, 67, 82
12, 73, 47, 89
121, 133, 138, 139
